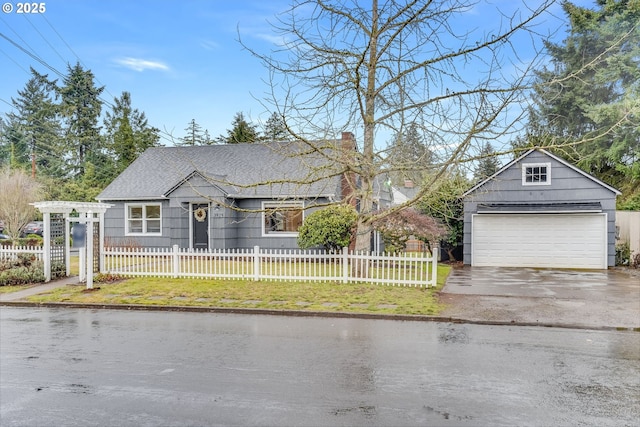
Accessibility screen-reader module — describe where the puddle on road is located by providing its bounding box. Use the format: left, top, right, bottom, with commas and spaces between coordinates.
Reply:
332, 405, 376, 418
438, 325, 470, 344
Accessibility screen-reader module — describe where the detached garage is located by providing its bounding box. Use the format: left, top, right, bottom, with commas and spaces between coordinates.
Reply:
463, 149, 620, 269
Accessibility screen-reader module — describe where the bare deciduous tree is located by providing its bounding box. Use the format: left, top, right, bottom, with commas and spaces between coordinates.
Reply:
242, 0, 558, 252
0, 168, 42, 239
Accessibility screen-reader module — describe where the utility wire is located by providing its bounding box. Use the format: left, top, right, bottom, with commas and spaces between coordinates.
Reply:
0, 47, 30, 75
0, 32, 65, 79
23, 14, 68, 66
0, 24, 180, 147
39, 13, 117, 100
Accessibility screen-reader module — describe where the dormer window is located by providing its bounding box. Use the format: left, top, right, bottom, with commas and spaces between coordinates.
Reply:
522, 162, 551, 186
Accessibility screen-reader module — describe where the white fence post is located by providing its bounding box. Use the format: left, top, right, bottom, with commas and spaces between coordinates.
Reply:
253, 246, 260, 281
431, 246, 438, 287
342, 246, 349, 284
42, 211, 51, 282
65, 216, 71, 277
86, 211, 94, 289
89, 245, 437, 287
78, 212, 86, 283
172, 244, 180, 278
99, 211, 106, 274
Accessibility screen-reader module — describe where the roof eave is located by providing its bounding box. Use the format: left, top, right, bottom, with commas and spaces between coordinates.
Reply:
462, 149, 534, 197
536, 148, 622, 196
226, 193, 337, 200
96, 196, 169, 202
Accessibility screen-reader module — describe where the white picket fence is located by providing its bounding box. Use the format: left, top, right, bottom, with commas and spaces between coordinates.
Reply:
0, 245, 44, 262
102, 245, 439, 287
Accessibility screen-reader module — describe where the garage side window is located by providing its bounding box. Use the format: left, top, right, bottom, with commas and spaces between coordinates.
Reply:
522, 163, 551, 186
263, 202, 303, 236
125, 203, 162, 235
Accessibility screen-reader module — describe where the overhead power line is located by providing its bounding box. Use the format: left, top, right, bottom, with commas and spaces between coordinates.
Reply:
0, 19, 179, 147
0, 31, 65, 79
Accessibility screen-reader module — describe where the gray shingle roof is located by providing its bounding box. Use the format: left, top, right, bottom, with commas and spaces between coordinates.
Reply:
97, 142, 343, 201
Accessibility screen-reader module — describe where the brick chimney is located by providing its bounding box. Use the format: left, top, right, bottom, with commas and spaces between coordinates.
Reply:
340, 132, 358, 251
341, 132, 356, 150
340, 132, 357, 208
404, 179, 414, 188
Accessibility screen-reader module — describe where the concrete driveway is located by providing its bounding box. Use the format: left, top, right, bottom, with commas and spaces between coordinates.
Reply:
439, 267, 640, 330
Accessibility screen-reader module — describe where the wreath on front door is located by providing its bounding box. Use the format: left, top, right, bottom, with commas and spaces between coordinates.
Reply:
194, 207, 207, 222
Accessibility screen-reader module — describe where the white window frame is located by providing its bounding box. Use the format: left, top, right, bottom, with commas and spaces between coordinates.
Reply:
125, 203, 162, 236
262, 201, 304, 237
522, 162, 551, 186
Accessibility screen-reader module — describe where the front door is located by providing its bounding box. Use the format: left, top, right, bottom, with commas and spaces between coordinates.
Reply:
192, 204, 209, 250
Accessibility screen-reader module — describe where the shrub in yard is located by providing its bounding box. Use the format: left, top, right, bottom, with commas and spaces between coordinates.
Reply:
15, 235, 43, 247
615, 242, 630, 266
297, 204, 357, 251
0, 260, 45, 286
0, 254, 38, 271
632, 252, 640, 269
371, 208, 448, 254
94, 273, 125, 283
52, 261, 66, 279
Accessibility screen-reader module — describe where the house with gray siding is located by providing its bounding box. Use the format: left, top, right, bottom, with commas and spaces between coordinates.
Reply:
97, 133, 389, 251
462, 148, 620, 269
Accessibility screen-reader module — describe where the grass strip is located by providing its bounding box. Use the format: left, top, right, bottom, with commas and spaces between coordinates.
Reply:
27, 265, 451, 316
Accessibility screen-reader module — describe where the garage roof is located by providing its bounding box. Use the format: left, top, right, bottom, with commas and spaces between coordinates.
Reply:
477, 202, 603, 213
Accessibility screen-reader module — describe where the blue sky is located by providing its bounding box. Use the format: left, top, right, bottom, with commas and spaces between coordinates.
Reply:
1, 0, 594, 147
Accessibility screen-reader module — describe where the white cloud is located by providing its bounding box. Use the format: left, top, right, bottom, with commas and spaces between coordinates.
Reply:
254, 32, 289, 46
200, 40, 220, 50
115, 57, 170, 72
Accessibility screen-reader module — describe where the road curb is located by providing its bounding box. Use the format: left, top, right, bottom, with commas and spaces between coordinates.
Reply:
2, 300, 638, 332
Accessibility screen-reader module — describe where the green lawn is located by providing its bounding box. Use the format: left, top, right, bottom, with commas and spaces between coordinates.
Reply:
0, 284, 33, 294
27, 264, 451, 316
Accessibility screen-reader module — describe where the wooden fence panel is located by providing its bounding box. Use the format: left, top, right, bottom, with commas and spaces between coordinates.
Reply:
102, 245, 438, 287
0, 246, 44, 261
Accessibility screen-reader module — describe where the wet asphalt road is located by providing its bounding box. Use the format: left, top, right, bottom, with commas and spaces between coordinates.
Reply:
1, 307, 639, 427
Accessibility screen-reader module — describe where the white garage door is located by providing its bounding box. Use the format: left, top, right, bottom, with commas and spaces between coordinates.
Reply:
472, 213, 607, 269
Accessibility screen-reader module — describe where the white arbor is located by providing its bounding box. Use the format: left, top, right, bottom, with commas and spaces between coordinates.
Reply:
31, 201, 112, 288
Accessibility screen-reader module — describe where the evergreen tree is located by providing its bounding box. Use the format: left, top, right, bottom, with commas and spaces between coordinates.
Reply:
218, 112, 259, 144
386, 122, 434, 184
179, 119, 209, 146
527, 0, 639, 197
262, 112, 289, 141
0, 117, 28, 169
58, 62, 105, 178
418, 171, 468, 261
104, 91, 161, 174
203, 129, 212, 145
473, 142, 500, 181
4, 69, 63, 177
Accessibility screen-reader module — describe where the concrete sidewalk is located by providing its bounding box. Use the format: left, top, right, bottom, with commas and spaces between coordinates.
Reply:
0, 276, 81, 302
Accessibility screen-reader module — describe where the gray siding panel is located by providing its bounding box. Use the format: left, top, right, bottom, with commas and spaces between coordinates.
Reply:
103, 200, 177, 248
463, 150, 619, 267
232, 199, 321, 250
102, 197, 331, 251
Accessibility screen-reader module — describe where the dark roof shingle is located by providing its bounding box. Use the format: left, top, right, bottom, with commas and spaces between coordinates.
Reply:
97, 142, 342, 201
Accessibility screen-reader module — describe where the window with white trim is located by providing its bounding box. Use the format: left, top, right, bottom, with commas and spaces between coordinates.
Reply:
522, 162, 551, 185
125, 203, 162, 235
263, 202, 303, 235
